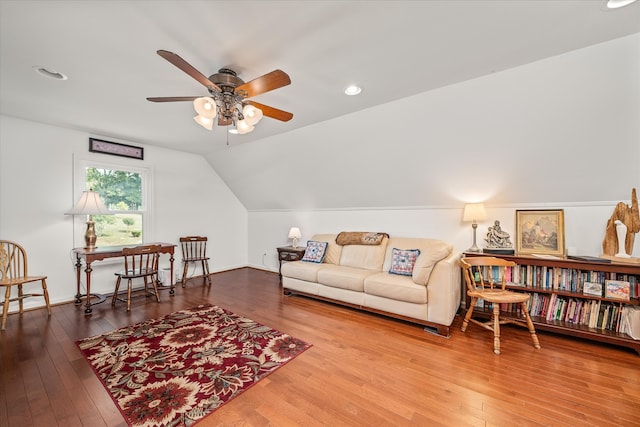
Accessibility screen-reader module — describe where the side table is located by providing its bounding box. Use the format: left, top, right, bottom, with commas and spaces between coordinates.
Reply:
277, 246, 307, 283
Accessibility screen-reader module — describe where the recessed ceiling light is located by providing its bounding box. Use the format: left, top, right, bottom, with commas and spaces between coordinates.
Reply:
605, 0, 638, 8
33, 66, 68, 80
344, 85, 362, 96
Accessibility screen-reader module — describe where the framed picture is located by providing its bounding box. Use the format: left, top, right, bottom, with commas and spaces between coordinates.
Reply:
605, 280, 630, 301
515, 209, 565, 256
89, 138, 144, 160
583, 282, 603, 297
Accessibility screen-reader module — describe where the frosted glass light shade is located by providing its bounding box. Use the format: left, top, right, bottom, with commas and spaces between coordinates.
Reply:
243, 104, 263, 125
235, 119, 254, 134
193, 114, 214, 130
193, 97, 217, 118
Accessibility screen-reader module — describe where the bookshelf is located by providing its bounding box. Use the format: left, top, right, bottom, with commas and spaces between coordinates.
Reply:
463, 252, 640, 354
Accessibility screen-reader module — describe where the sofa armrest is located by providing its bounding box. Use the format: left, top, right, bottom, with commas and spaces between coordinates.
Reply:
424, 251, 461, 326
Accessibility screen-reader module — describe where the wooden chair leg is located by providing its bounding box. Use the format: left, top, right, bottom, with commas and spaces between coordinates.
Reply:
41, 279, 51, 315
461, 297, 477, 332
151, 275, 160, 302
2, 286, 11, 331
493, 305, 501, 355
522, 302, 541, 349
112, 277, 122, 306
202, 259, 211, 286
181, 262, 189, 288
18, 284, 24, 314
126, 279, 132, 312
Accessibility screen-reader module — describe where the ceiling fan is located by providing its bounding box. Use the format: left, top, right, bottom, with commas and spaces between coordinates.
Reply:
147, 50, 293, 134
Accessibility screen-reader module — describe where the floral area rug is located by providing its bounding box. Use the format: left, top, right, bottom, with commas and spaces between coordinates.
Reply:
76, 304, 311, 427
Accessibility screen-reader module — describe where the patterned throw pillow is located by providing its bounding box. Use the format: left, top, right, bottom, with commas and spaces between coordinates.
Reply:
301, 240, 328, 263
389, 248, 421, 276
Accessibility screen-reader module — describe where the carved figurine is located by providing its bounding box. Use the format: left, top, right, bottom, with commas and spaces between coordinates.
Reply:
602, 188, 639, 257
485, 220, 513, 249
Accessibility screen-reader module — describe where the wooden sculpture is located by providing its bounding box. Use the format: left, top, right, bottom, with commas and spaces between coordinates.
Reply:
602, 188, 639, 257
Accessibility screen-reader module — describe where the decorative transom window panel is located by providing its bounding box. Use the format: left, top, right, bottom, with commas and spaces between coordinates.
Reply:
75, 157, 152, 246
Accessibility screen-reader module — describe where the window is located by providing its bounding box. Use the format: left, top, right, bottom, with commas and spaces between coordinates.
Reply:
75, 157, 151, 246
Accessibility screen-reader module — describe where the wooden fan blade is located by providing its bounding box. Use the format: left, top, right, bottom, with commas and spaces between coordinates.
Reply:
147, 96, 199, 102
236, 70, 291, 98
157, 50, 221, 92
246, 101, 293, 122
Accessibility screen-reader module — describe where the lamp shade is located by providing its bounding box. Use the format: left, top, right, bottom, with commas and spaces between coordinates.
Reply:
288, 227, 302, 239
66, 190, 109, 215
462, 203, 486, 223
193, 97, 217, 119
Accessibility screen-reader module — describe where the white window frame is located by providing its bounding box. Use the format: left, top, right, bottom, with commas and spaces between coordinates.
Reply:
73, 154, 153, 248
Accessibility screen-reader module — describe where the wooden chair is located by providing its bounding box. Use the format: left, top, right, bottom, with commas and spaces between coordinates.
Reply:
112, 244, 161, 312
461, 256, 541, 354
179, 236, 212, 287
0, 240, 51, 330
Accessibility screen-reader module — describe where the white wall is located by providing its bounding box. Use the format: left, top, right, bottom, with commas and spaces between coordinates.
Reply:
209, 34, 639, 211
235, 35, 640, 272
0, 115, 248, 311
248, 204, 640, 272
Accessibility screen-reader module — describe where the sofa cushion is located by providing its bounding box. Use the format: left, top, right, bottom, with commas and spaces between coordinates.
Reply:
281, 261, 326, 282
389, 248, 421, 276
412, 242, 454, 285
301, 240, 328, 263
384, 238, 453, 285
316, 265, 378, 292
364, 273, 428, 304
339, 237, 388, 271
310, 234, 342, 264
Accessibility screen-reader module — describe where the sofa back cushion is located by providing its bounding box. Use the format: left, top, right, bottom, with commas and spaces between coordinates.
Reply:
310, 234, 342, 264
384, 238, 453, 285
339, 236, 388, 271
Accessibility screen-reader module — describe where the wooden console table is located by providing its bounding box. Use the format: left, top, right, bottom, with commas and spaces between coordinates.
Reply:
72, 242, 176, 314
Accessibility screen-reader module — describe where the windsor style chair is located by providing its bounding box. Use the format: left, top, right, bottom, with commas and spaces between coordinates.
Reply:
461, 256, 541, 354
179, 236, 212, 287
112, 244, 161, 311
0, 240, 51, 330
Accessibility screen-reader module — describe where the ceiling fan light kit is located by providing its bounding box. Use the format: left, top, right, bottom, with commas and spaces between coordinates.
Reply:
148, 50, 293, 136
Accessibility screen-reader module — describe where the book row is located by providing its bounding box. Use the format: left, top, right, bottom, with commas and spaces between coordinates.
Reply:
474, 294, 628, 333
528, 293, 624, 332
505, 265, 639, 299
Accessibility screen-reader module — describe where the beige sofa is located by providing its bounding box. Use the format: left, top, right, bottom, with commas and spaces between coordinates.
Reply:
281, 233, 461, 336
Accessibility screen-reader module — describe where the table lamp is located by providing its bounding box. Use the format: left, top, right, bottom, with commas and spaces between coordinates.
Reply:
463, 203, 486, 252
66, 189, 109, 249
288, 227, 302, 248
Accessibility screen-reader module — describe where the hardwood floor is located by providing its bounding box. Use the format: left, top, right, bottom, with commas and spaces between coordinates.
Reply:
1, 267, 639, 426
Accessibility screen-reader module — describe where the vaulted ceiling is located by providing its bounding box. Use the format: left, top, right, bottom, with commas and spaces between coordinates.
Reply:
2, 1, 639, 210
